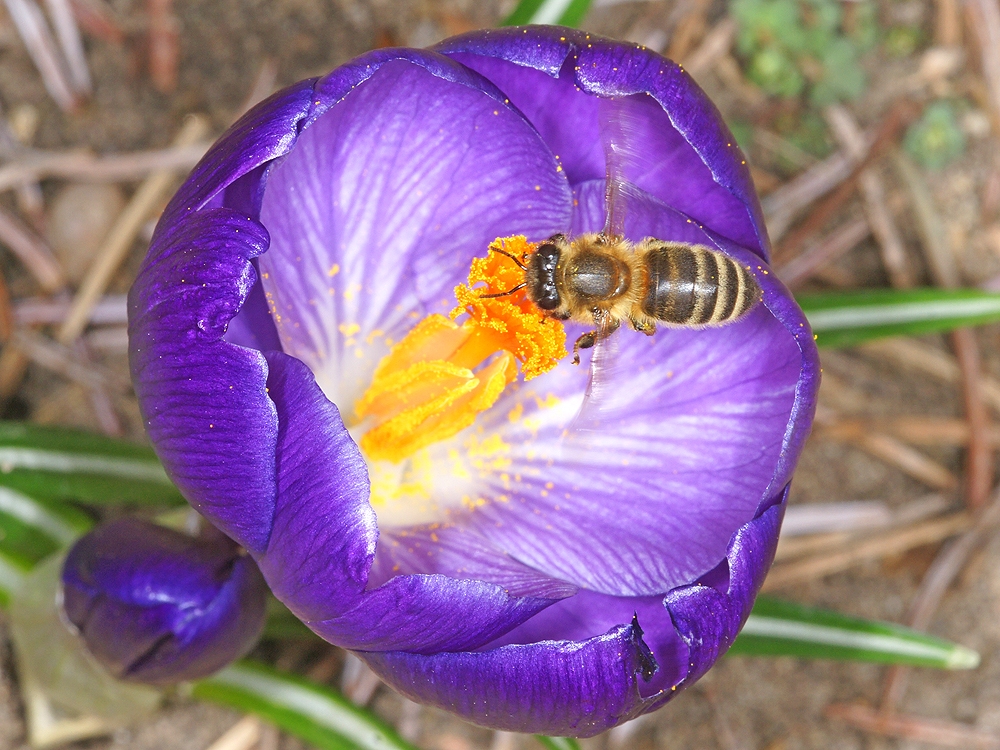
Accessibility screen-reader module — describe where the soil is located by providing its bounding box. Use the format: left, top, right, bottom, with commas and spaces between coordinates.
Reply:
2, 0, 1000, 748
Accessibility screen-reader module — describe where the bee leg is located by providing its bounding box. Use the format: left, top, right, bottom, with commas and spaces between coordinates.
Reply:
572, 331, 597, 365
630, 317, 656, 336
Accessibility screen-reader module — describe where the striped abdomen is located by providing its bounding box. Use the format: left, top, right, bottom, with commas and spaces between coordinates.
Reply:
641, 242, 760, 326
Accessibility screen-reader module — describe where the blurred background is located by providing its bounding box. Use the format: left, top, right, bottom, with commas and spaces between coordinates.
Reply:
2, 0, 1000, 748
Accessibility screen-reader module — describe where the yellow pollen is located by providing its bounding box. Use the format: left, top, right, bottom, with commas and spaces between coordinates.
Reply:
354, 236, 567, 464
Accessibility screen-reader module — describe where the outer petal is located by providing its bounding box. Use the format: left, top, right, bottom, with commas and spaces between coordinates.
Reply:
61, 519, 267, 685
360, 490, 788, 737
362, 622, 654, 737
436, 26, 769, 259
129, 208, 277, 552
257, 352, 571, 653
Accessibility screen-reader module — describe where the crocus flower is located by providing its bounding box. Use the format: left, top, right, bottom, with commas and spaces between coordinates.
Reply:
61, 518, 268, 684
127, 26, 819, 735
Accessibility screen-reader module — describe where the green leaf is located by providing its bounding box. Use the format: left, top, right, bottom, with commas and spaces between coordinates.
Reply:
193, 661, 420, 750
501, 0, 592, 27
904, 100, 966, 170
730, 597, 980, 668
0, 421, 184, 506
797, 288, 1000, 347
535, 737, 582, 750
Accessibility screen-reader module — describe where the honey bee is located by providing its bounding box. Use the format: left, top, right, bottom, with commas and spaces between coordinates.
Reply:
483, 98, 763, 364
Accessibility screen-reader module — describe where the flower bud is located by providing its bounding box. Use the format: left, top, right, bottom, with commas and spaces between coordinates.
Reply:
61, 518, 267, 685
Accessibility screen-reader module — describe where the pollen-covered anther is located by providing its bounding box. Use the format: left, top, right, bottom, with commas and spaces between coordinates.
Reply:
452, 236, 567, 380
355, 236, 568, 463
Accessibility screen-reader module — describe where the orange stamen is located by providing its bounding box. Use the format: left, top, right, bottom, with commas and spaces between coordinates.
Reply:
355, 236, 567, 464
452, 236, 567, 380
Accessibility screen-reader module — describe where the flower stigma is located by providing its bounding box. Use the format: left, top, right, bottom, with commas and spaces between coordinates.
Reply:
354, 236, 567, 467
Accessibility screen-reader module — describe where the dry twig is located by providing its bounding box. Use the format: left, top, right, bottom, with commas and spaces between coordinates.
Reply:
0, 204, 65, 294
881, 485, 1000, 713
775, 102, 919, 263
821, 426, 958, 490
775, 214, 870, 289
827, 703, 999, 748
934, 0, 962, 46
204, 716, 261, 750
11, 329, 130, 392
894, 151, 994, 508
0, 142, 209, 192
682, 16, 735, 79
665, 0, 710, 63
42, 0, 91, 94
56, 115, 211, 344
3, 0, 79, 111
67, 0, 124, 44
824, 104, 912, 288
147, 0, 179, 93
859, 338, 1000, 414
964, 0, 1000, 134
762, 512, 971, 590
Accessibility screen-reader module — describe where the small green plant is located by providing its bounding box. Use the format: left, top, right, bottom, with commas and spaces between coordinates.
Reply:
733, 0, 875, 104
904, 101, 966, 170
884, 25, 922, 57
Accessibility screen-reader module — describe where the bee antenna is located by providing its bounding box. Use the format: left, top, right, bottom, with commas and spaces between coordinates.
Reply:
488, 246, 528, 270
479, 282, 526, 299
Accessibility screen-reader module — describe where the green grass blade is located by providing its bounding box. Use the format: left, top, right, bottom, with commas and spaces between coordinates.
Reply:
0, 548, 30, 608
0, 486, 93, 565
535, 737, 582, 750
0, 421, 184, 506
501, 0, 592, 27
193, 661, 420, 750
730, 597, 980, 668
797, 288, 1000, 348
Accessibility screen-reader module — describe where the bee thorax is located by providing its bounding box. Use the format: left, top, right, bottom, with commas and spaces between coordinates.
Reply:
565, 251, 630, 302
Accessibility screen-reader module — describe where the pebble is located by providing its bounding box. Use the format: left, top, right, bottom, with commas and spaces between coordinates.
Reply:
46, 183, 125, 285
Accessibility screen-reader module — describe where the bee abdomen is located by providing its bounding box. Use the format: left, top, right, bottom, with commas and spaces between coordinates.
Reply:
641, 243, 761, 326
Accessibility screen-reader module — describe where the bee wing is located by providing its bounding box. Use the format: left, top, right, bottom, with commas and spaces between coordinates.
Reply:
568, 311, 621, 435
598, 97, 634, 241
599, 96, 655, 241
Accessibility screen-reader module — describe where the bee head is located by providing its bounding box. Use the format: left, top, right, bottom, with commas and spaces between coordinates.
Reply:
526, 241, 562, 311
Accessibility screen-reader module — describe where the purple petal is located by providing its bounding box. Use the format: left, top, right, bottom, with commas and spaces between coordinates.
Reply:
128, 208, 277, 552
437, 27, 768, 258
258, 58, 571, 403
360, 488, 787, 735
61, 519, 267, 685
361, 620, 654, 737
256, 352, 570, 653
663, 493, 786, 695
368, 524, 578, 600
462, 300, 800, 596
159, 80, 317, 233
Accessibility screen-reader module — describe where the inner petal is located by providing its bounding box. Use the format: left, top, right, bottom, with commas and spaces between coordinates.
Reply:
258, 58, 571, 409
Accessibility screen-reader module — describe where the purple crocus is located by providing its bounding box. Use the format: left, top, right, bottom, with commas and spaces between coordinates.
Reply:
126, 26, 819, 736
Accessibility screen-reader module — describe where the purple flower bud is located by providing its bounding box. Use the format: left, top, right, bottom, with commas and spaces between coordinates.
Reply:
127, 26, 819, 734
61, 518, 267, 685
